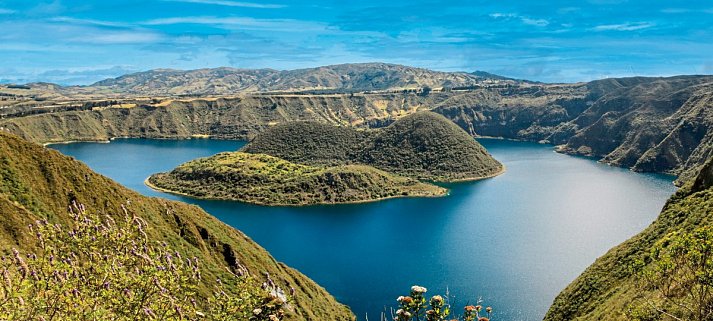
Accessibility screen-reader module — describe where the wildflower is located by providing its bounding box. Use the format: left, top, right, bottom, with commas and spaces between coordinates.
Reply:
253, 308, 262, 315
143, 308, 157, 318
269, 315, 280, 321
430, 295, 444, 307
486, 307, 492, 313
399, 296, 414, 304
465, 305, 476, 312
411, 285, 427, 294
478, 318, 489, 321
475, 305, 482, 312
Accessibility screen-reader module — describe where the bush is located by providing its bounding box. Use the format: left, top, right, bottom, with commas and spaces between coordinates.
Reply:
631, 226, 713, 321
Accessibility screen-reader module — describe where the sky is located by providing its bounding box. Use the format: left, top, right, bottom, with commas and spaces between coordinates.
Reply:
0, 0, 712, 85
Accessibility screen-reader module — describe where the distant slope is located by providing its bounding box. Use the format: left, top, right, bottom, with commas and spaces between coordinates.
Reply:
543, 158, 713, 321
85, 63, 502, 96
0, 131, 354, 321
148, 152, 446, 206
241, 111, 504, 181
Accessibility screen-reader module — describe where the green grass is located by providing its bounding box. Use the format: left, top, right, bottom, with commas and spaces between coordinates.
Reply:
148, 152, 447, 206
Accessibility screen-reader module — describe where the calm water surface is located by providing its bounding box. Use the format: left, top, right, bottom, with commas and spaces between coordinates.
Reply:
51, 138, 677, 320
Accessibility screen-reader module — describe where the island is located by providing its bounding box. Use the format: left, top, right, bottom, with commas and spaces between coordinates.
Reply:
147, 111, 504, 205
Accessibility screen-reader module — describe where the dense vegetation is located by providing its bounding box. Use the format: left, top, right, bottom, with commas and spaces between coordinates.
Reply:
0, 131, 354, 321
148, 152, 446, 206
0, 203, 286, 320
544, 157, 713, 321
242, 112, 504, 182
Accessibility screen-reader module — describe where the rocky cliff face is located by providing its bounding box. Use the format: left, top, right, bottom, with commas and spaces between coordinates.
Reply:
2, 71, 712, 183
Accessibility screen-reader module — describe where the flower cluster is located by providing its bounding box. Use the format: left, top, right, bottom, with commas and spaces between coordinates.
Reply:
463, 305, 492, 321
0, 202, 287, 321
390, 286, 492, 321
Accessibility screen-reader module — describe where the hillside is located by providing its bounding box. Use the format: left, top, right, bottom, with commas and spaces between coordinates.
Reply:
241, 112, 504, 181
1, 65, 712, 184
543, 158, 713, 321
4, 63, 507, 98
0, 131, 354, 321
147, 152, 446, 206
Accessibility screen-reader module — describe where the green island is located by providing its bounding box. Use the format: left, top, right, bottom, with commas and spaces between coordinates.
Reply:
147, 111, 503, 205
147, 152, 446, 206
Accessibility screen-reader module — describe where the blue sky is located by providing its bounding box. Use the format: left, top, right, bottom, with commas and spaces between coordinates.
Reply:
1, 0, 712, 85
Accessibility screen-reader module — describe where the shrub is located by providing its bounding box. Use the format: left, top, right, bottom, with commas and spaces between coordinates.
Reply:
630, 226, 713, 321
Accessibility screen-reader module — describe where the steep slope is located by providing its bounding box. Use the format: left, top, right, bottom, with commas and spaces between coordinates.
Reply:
147, 152, 446, 205
543, 158, 713, 321
242, 111, 504, 181
0, 131, 354, 321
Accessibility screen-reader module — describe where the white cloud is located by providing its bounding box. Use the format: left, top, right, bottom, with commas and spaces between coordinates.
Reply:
142, 16, 325, 32
489, 13, 549, 27
0, 8, 15, 14
76, 32, 162, 44
593, 22, 654, 31
49, 16, 129, 27
162, 0, 285, 9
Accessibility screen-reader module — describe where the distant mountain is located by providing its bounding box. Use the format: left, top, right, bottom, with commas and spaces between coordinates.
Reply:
85, 63, 513, 96
2, 64, 713, 184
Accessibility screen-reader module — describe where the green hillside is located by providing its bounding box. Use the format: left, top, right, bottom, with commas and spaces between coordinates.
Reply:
0, 131, 354, 321
242, 111, 504, 182
544, 158, 713, 320
148, 152, 446, 206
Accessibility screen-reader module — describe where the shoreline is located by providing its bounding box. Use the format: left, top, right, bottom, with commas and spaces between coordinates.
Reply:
144, 176, 449, 207
443, 164, 507, 183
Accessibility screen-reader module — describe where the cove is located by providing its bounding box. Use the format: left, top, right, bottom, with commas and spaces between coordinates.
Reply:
50, 138, 677, 321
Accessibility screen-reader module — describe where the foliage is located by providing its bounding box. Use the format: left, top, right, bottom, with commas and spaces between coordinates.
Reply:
629, 226, 713, 321
386, 286, 492, 321
148, 152, 445, 205
0, 202, 286, 321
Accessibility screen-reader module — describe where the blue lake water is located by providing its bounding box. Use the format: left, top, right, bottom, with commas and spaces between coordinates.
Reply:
50, 138, 677, 321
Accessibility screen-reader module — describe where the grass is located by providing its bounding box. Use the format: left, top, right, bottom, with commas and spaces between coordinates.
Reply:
148, 152, 447, 206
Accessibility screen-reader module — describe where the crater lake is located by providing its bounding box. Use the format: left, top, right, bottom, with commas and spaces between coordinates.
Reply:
50, 138, 676, 321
